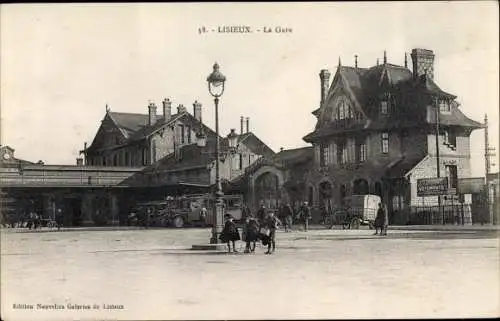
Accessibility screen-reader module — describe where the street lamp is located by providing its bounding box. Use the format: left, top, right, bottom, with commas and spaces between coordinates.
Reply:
207, 62, 226, 244
227, 128, 238, 150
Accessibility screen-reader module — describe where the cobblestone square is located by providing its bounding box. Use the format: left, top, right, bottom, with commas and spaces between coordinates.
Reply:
1, 227, 499, 320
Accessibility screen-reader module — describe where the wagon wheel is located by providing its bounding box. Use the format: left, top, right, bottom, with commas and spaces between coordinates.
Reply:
350, 217, 360, 230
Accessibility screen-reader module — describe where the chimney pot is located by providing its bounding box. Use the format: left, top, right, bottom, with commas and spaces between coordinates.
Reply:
177, 104, 187, 114
240, 116, 244, 134
280, 147, 284, 152
193, 100, 202, 122
245, 117, 250, 133
148, 101, 157, 126
162, 98, 172, 122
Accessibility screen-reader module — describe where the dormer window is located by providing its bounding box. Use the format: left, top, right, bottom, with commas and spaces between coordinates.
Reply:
380, 100, 388, 115
439, 99, 451, 113
336, 97, 353, 120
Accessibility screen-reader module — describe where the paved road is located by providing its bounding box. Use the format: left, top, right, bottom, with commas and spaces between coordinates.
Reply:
1, 228, 499, 320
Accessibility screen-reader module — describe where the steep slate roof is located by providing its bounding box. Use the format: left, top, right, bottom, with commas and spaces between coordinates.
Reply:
237, 132, 275, 158
304, 60, 483, 143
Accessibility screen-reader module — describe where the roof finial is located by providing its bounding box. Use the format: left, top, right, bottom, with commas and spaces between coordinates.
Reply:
404, 52, 408, 68
105, 104, 110, 112
354, 54, 358, 68
383, 50, 387, 64
338, 56, 342, 67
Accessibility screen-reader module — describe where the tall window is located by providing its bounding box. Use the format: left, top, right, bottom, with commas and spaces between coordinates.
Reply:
337, 141, 345, 165
337, 98, 352, 120
439, 100, 451, 113
347, 138, 356, 163
381, 133, 389, 154
152, 140, 157, 163
380, 100, 388, 115
186, 126, 192, 143
239, 154, 243, 170
357, 138, 367, 163
319, 142, 329, 167
446, 165, 458, 189
179, 125, 185, 144
442, 129, 457, 148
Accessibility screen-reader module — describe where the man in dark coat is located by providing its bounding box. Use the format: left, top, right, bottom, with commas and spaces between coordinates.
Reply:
299, 202, 311, 232
257, 204, 266, 223
55, 208, 64, 231
374, 202, 388, 236
263, 211, 281, 254
219, 214, 241, 252
279, 203, 293, 232
243, 215, 260, 253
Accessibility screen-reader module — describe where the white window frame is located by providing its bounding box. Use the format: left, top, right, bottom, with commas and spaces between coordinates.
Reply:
381, 133, 389, 154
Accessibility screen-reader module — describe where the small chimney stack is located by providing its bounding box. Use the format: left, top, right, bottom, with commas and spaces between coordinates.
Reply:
280, 147, 284, 152
319, 69, 331, 107
245, 117, 250, 133
148, 101, 157, 126
404, 52, 408, 68
240, 116, 244, 134
383, 50, 387, 64
193, 100, 202, 122
177, 104, 186, 114
411, 48, 435, 80
76, 158, 84, 166
162, 98, 172, 121
354, 55, 358, 68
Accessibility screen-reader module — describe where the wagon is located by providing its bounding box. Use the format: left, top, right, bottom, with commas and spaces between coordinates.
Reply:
324, 194, 381, 229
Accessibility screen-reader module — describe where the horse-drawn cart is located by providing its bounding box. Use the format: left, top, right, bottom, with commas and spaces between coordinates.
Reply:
324, 194, 381, 229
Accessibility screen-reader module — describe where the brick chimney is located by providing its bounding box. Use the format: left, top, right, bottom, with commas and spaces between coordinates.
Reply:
193, 100, 202, 122
76, 158, 84, 166
162, 98, 172, 121
246, 117, 250, 133
240, 116, 244, 134
148, 101, 157, 126
411, 48, 435, 80
177, 104, 187, 114
319, 69, 331, 106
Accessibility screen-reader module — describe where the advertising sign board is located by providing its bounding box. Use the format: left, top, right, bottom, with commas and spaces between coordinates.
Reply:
417, 177, 449, 196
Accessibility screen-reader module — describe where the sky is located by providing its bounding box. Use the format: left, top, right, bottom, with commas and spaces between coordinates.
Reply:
1, 2, 498, 177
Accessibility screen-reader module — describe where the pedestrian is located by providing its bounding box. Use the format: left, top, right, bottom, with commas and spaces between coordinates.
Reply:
300, 202, 311, 232
55, 208, 64, 231
243, 214, 260, 253
280, 203, 293, 232
374, 202, 388, 236
219, 214, 241, 253
263, 211, 281, 254
257, 204, 266, 223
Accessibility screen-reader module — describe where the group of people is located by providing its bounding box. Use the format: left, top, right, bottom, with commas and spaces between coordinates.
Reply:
219, 211, 281, 254
218, 201, 314, 254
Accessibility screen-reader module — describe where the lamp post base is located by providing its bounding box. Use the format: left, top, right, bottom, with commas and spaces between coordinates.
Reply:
191, 243, 227, 251
191, 201, 225, 251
